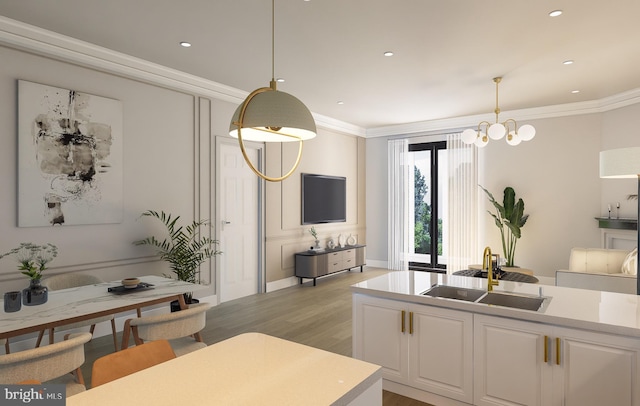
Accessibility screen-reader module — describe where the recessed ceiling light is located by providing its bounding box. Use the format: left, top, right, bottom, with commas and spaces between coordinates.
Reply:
276, 78, 285, 83
563, 60, 574, 65
571, 90, 580, 94
383, 51, 394, 57
179, 41, 192, 48
337, 101, 344, 105
549, 10, 563, 17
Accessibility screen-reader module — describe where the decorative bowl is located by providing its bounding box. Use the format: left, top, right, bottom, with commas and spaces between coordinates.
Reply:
121, 277, 140, 289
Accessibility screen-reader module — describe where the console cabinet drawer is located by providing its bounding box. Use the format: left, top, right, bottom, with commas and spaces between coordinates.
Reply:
295, 245, 366, 286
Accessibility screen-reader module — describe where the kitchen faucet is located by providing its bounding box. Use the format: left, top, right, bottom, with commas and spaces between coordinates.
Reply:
482, 246, 499, 292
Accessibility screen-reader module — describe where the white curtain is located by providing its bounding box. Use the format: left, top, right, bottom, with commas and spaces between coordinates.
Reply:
446, 133, 478, 274
388, 139, 410, 271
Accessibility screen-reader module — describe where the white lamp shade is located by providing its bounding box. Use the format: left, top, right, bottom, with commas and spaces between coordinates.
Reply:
475, 132, 489, 148
506, 132, 522, 146
600, 147, 640, 178
488, 123, 506, 140
230, 89, 317, 142
519, 124, 536, 141
461, 129, 477, 144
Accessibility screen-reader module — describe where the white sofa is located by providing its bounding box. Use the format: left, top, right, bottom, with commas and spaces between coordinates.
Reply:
555, 247, 637, 294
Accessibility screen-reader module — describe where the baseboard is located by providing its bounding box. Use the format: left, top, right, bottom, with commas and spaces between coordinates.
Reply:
366, 259, 387, 269
267, 276, 299, 292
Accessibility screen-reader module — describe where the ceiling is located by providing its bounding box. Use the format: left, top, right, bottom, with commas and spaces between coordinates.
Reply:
1, 0, 639, 132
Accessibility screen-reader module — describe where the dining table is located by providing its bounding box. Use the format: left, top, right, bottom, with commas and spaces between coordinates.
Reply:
0, 275, 206, 341
68, 332, 382, 406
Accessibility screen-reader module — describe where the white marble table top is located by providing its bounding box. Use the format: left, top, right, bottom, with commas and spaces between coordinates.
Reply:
0, 275, 206, 339
68, 333, 382, 406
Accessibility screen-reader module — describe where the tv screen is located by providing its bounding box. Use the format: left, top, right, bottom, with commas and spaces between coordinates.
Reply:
302, 173, 346, 224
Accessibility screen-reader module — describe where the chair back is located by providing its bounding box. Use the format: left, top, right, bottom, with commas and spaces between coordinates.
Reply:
91, 339, 176, 388
128, 303, 211, 341
0, 332, 91, 384
43, 273, 104, 291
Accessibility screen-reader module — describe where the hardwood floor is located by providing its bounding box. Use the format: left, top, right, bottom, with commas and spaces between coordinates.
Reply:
81, 267, 433, 405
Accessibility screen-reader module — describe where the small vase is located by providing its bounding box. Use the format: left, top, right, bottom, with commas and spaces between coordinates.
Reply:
22, 279, 48, 306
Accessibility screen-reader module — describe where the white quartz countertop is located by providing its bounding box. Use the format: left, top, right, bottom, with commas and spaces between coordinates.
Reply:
68, 333, 381, 406
351, 271, 640, 338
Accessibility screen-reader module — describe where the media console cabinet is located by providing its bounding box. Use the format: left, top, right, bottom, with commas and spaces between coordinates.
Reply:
295, 245, 366, 286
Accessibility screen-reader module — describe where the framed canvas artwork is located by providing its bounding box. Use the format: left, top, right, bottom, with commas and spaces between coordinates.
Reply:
18, 80, 123, 226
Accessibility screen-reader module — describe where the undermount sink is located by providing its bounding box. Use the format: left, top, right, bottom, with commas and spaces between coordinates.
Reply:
422, 285, 550, 312
422, 285, 486, 302
477, 292, 547, 312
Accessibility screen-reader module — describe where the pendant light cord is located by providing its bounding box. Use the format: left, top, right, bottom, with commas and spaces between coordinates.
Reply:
494, 77, 501, 122
271, 0, 275, 83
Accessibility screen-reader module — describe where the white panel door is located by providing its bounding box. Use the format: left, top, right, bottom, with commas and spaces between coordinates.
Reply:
409, 304, 473, 403
554, 327, 640, 406
219, 142, 259, 302
474, 314, 553, 406
352, 295, 409, 383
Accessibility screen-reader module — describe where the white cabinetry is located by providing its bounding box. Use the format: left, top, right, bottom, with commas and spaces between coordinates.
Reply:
353, 294, 473, 403
474, 314, 640, 406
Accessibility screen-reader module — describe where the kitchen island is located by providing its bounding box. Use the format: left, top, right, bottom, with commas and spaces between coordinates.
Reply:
352, 271, 640, 406
70, 333, 382, 405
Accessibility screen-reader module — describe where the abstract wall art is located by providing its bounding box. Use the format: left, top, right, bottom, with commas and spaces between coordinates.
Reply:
18, 80, 123, 227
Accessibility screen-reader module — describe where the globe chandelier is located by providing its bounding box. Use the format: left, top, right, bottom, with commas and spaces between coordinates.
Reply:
461, 77, 536, 147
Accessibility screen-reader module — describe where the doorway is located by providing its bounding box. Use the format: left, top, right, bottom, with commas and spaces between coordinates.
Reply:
216, 139, 263, 302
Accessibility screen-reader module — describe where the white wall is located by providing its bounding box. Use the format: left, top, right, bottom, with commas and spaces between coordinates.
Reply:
0, 44, 218, 295
265, 129, 366, 287
600, 103, 640, 219
365, 108, 640, 278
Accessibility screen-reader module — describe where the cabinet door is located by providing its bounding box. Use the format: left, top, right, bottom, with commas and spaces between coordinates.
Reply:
554, 327, 640, 406
474, 315, 553, 406
409, 304, 473, 403
352, 295, 408, 383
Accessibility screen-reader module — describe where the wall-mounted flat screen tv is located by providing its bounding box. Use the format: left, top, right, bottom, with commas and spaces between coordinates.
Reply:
302, 173, 346, 224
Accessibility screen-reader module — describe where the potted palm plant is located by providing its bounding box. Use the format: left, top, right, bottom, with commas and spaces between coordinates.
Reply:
133, 210, 220, 309
480, 186, 529, 267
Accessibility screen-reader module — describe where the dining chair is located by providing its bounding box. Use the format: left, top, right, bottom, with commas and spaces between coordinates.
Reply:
0, 332, 91, 396
121, 302, 211, 356
38, 273, 118, 351
91, 339, 176, 388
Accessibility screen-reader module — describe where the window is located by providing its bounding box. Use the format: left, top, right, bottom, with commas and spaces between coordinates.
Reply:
408, 141, 448, 271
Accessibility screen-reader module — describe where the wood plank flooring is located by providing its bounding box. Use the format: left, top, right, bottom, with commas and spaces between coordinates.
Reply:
81, 267, 433, 405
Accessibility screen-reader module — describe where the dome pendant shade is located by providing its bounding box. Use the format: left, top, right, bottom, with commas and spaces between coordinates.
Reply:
229, 88, 317, 143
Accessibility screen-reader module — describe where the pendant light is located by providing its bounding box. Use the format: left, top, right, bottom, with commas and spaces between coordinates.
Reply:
461, 77, 536, 147
229, 0, 317, 182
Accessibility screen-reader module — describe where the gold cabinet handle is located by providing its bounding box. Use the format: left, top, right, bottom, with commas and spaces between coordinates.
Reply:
556, 337, 561, 365
544, 335, 549, 363
401, 310, 406, 333
409, 312, 414, 335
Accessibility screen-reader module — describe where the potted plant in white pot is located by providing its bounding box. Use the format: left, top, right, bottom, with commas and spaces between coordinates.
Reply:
134, 210, 220, 310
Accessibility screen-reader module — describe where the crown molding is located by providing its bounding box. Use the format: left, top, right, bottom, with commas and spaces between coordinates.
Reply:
366, 89, 640, 138
312, 113, 367, 137
0, 16, 247, 103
